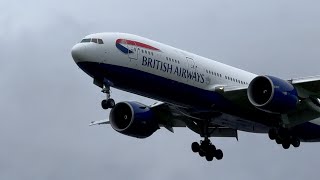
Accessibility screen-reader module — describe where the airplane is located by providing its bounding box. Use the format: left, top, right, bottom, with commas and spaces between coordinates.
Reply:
71, 32, 320, 162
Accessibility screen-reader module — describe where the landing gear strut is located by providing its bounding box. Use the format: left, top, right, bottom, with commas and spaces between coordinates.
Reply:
268, 128, 300, 149
101, 86, 115, 109
191, 120, 224, 161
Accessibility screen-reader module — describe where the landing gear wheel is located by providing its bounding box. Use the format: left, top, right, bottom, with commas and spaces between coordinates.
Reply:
270, 127, 302, 149
193, 139, 222, 161
191, 142, 200, 153
291, 137, 300, 148
208, 144, 215, 151
206, 145, 215, 156
268, 128, 277, 140
191, 119, 224, 162
282, 141, 290, 149
215, 149, 223, 160
101, 99, 115, 109
199, 150, 205, 157
278, 128, 289, 140
200, 140, 210, 149
101, 100, 108, 109
275, 137, 282, 144
205, 154, 214, 161
107, 99, 115, 108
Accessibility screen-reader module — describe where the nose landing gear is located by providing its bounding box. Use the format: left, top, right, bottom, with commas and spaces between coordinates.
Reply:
101, 86, 115, 109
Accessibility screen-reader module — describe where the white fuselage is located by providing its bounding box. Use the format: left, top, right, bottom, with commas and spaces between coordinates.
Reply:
72, 33, 257, 93
71, 32, 320, 142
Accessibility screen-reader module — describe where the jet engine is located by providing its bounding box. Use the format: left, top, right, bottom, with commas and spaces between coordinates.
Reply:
247, 75, 299, 113
109, 101, 159, 138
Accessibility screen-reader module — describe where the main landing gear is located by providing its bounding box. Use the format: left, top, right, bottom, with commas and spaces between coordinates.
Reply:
190, 119, 224, 162
268, 128, 300, 149
101, 86, 115, 110
191, 138, 223, 161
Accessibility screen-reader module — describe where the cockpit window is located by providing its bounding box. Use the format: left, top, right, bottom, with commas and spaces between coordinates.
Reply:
80, 38, 104, 44
98, 39, 104, 44
91, 38, 98, 43
81, 38, 91, 43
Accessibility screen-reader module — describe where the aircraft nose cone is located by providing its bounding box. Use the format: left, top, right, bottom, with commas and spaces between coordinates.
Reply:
71, 44, 86, 63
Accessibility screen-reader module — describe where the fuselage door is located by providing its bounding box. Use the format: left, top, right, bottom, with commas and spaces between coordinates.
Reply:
186, 57, 196, 70
126, 40, 138, 60
186, 57, 198, 84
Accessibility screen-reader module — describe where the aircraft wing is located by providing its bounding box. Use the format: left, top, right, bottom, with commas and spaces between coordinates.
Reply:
90, 102, 238, 138
215, 77, 320, 128
215, 75, 320, 107
213, 85, 254, 109
290, 75, 320, 98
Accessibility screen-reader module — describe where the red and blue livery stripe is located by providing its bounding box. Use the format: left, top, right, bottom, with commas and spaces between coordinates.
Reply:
116, 39, 161, 54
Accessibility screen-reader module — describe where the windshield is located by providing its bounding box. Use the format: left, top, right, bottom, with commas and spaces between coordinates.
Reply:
80, 38, 104, 44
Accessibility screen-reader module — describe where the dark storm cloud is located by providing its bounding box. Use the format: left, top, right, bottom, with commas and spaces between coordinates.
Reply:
1, 0, 320, 180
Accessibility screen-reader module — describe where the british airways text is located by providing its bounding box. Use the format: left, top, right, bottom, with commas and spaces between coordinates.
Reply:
142, 56, 205, 83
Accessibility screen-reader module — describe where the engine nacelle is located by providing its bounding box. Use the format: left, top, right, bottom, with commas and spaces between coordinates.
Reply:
109, 101, 159, 138
247, 75, 299, 113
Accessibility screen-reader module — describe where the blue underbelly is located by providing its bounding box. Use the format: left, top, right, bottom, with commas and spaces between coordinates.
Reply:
76, 61, 320, 142
77, 61, 233, 110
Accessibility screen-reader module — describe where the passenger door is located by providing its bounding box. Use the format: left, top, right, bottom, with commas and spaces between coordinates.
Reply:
126, 40, 138, 60
186, 57, 195, 69
186, 57, 197, 84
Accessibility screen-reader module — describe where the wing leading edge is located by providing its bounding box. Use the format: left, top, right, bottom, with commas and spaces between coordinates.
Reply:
291, 75, 320, 98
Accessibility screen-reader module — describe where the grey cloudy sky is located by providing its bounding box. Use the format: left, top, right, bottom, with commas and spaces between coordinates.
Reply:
1, 0, 320, 179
